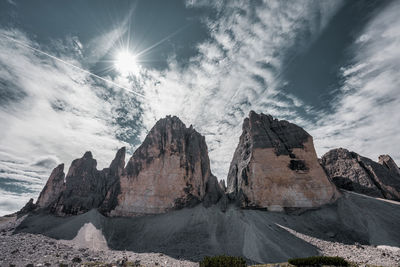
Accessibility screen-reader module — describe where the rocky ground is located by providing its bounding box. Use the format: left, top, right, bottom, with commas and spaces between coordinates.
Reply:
0, 216, 197, 267
278, 224, 400, 267
1, 212, 400, 267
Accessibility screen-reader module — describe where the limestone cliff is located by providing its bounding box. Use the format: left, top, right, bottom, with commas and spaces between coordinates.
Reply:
35, 116, 221, 216
110, 116, 219, 216
36, 164, 65, 208
321, 148, 400, 200
227, 111, 339, 211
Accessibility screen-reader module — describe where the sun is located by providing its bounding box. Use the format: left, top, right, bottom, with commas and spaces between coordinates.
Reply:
114, 51, 140, 76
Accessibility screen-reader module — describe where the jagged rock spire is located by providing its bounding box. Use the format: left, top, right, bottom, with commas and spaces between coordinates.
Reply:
35, 115, 222, 216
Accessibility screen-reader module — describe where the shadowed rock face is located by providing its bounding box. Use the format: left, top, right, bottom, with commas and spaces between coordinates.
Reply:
321, 148, 400, 201
379, 154, 400, 177
227, 111, 339, 210
36, 149, 125, 215
34, 116, 222, 216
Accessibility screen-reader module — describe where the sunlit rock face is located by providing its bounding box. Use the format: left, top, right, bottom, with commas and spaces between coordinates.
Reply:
321, 148, 400, 201
227, 111, 339, 211
35, 115, 221, 216
110, 116, 218, 216
36, 163, 65, 208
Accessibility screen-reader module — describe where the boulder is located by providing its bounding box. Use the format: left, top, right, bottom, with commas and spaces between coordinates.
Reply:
227, 111, 339, 211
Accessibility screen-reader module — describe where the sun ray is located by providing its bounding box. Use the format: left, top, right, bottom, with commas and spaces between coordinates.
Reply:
114, 50, 140, 76
0, 32, 147, 99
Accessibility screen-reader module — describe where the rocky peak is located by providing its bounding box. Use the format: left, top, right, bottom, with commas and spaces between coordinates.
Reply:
379, 154, 400, 176
108, 147, 126, 175
246, 110, 310, 154
35, 147, 127, 215
54, 151, 106, 214
218, 179, 227, 192
125, 115, 209, 179
35, 115, 222, 217
18, 198, 37, 215
36, 163, 65, 208
321, 149, 400, 200
82, 151, 93, 159
99, 147, 126, 214
112, 115, 219, 216
227, 111, 339, 210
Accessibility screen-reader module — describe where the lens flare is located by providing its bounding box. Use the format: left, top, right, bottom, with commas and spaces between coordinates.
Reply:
114, 51, 139, 76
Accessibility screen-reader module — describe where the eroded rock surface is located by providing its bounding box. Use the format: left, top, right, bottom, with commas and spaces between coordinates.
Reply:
110, 116, 218, 216
35, 149, 125, 215
379, 154, 400, 177
34, 116, 221, 216
227, 111, 339, 210
36, 163, 65, 208
321, 148, 400, 200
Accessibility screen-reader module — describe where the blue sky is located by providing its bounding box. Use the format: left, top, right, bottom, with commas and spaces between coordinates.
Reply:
0, 0, 399, 215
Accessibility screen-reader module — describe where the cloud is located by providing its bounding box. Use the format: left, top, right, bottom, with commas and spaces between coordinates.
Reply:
0, 28, 142, 215
310, 1, 400, 164
139, 0, 343, 179
4, 0, 398, 215
0, 151, 48, 216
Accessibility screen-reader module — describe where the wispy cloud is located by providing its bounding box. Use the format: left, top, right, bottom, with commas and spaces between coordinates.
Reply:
0, 28, 141, 215
310, 1, 400, 164
3, 0, 398, 216
139, 0, 343, 179
0, 151, 50, 215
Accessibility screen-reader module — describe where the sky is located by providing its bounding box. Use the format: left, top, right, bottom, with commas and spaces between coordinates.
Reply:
0, 0, 399, 215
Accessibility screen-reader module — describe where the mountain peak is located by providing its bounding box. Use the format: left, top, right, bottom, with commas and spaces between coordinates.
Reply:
321, 149, 400, 200
83, 151, 93, 159
35, 115, 222, 216
227, 111, 339, 210
244, 111, 310, 155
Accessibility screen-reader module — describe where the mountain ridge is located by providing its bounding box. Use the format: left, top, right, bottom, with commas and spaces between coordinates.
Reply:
23, 111, 400, 217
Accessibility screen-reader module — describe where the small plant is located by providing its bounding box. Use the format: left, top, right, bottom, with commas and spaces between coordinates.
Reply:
72, 256, 82, 263
288, 256, 349, 266
200, 255, 247, 267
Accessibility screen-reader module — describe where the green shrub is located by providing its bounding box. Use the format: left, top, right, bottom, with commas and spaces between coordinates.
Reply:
200, 255, 247, 267
288, 256, 349, 266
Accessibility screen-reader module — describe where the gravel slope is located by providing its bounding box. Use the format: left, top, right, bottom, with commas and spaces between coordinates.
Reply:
5, 191, 400, 266
0, 216, 197, 266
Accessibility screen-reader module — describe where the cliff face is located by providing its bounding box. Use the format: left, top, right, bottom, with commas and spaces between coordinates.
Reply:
36, 164, 65, 208
35, 116, 221, 216
36, 149, 125, 215
34, 111, 400, 217
227, 111, 339, 211
110, 116, 219, 216
321, 148, 400, 200
379, 154, 400, 177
